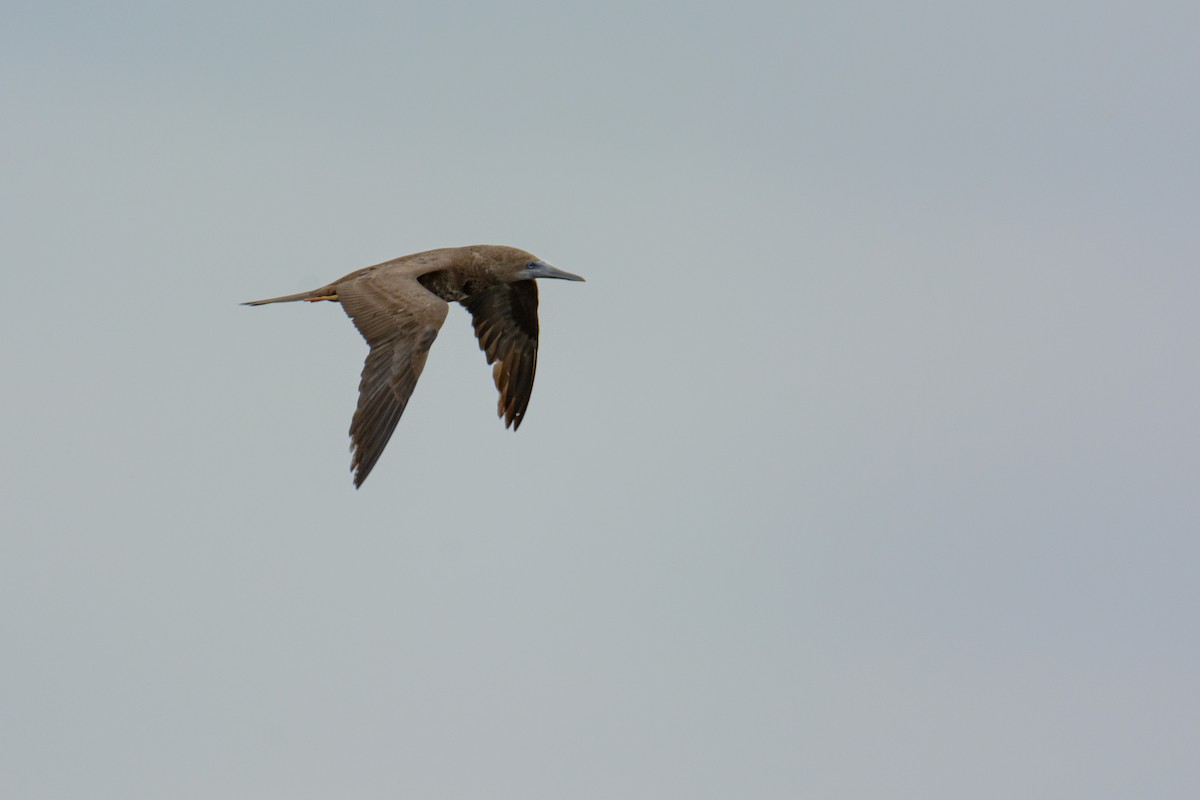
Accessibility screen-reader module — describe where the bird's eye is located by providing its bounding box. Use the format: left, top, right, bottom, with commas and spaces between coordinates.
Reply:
527, 261, 539, 268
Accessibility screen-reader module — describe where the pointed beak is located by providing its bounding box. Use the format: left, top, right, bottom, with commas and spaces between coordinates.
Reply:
523, 260, 586, 282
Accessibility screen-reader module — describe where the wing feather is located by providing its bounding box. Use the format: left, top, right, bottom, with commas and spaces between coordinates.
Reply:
460, 282, 539, 429
338, 271, 449, 487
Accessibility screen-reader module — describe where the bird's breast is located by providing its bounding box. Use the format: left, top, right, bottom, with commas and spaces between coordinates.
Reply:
418, 271, 484, 303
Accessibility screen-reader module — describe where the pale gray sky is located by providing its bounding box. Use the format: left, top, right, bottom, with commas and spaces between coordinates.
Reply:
3, 2, 1198, 798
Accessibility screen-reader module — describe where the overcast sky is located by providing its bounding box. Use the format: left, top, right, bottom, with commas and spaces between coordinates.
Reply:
3, 2, 1198, 798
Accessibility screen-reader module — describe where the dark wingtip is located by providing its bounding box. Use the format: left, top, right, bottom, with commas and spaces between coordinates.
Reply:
352, 466, 368, 489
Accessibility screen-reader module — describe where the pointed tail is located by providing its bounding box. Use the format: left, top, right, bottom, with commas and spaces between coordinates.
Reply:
242, 290, 317, 306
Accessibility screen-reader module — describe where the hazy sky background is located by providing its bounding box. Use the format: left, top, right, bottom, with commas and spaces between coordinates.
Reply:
3, 1, 1198, 797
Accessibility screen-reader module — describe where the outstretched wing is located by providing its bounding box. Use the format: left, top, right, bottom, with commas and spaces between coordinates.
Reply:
338, 270, 449, 487
460, 281, 539, 429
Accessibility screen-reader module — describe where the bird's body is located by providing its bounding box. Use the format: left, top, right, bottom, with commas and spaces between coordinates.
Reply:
244, 245, 584, 487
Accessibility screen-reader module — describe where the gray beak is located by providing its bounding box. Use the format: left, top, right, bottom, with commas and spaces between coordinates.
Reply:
522, 260, 586, 282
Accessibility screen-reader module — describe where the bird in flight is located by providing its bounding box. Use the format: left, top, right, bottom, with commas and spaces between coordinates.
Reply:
244, 245, 585, 487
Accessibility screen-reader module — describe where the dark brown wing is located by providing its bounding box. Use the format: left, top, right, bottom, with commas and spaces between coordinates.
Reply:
338, 270, 450, 487
460, 281, 539, 429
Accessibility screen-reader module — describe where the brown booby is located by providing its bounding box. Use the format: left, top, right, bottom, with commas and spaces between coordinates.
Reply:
244, 245, 585, 487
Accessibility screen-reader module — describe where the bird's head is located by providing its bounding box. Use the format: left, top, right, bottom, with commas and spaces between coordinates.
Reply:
472, 245, 586, 284
515, 258, 586, 283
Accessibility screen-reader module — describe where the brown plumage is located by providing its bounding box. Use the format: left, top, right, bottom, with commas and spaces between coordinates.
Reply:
244, 245, 585, 487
